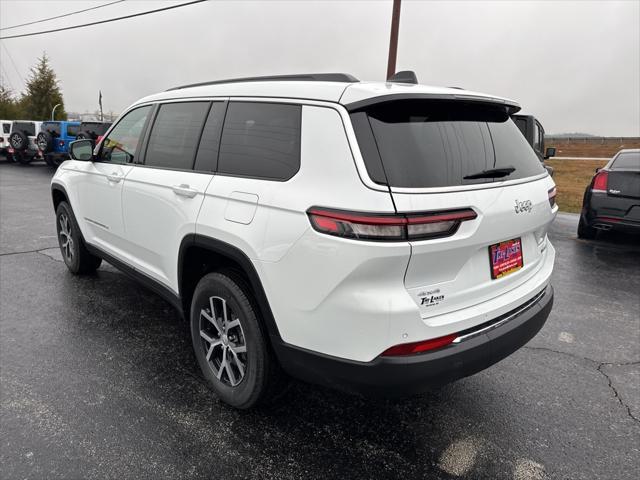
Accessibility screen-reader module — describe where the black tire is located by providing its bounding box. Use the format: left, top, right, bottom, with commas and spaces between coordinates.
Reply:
52, 155, 68, 167
36, 131, 53, 153
8, 131, 27, 151
76, 131, 93, 140
190, 272, 284, 409
577, 216, 597, 239
17, 151, 33, 165
55, 201, 102, 274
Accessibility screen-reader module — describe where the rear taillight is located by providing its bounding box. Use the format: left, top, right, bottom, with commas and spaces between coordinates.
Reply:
59, 140, 65, 147
307, 207, 477, 242
592, 170, 608, 192
548, 187, 557, 208
381, 333, 458, 356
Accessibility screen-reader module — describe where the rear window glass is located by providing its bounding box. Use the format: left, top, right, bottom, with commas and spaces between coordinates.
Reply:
145, 102, 210, 170
42, 122, 61, 137
2, 124, 10, 134
13, 122, 36, 136
66, 124, 79, 137
611, 151, 640, 170
351, 100, 545, 188
218, 102, 301, 180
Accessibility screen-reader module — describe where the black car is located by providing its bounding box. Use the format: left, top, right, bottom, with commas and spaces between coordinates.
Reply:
578, 149, 640, 239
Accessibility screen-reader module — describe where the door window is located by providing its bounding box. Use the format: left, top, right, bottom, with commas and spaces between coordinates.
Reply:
533, 121, 543, 153
145, 102, 210, 170
97, 106, 151, 164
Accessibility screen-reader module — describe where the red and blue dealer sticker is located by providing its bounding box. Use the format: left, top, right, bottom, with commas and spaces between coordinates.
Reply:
489, 238, 524, 279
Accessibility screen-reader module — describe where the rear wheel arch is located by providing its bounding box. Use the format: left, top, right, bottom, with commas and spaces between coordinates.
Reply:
178, 234, 283, 344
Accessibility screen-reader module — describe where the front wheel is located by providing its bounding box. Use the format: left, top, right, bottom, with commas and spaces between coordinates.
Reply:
190, 272, 284, 409
55, 201, 102, 274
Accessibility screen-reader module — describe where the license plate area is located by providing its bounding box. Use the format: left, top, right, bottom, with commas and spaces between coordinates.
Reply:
489, 238, 523, 279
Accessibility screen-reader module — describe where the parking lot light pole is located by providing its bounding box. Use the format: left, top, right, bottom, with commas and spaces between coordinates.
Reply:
51, 103, 61, 120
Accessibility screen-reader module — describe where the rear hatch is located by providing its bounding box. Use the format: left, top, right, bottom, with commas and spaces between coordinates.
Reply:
350, 98, 556, 321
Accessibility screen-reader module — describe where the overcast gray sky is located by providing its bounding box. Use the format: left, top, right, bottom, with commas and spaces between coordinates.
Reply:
1, 0, 639, 135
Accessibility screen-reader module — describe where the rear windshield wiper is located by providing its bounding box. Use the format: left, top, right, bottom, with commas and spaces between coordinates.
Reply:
463, 166, 516, 180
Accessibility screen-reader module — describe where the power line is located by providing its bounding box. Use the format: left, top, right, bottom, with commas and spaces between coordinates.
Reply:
0, 0, 125, 31
0, 0, 207, 40
0, 42, 24, 85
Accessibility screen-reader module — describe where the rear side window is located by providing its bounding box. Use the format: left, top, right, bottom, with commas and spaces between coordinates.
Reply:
352, 100, 545, 188
66, 124, 79, 137
218, 102, 301, 180
13, 122, 36, 136
3, 123, 11, 134
145, 102, 210, 170
42, 122, 61, 137
611, 151, 640, 170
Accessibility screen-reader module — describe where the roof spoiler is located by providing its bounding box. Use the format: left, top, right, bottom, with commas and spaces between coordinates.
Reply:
345, 93, 521, 115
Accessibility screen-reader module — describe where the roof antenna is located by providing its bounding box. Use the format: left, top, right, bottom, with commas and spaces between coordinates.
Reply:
388, 71, 418, 84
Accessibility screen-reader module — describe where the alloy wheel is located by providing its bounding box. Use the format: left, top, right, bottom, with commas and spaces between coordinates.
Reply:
199, 296, 247, 387
58, 212, 74, 262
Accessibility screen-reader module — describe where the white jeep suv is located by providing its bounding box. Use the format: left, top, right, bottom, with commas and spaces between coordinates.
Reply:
51, 73, 557, 409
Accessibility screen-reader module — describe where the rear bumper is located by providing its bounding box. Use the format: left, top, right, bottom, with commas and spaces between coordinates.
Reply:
583, 193, 640, 233
275, 285, 553, 396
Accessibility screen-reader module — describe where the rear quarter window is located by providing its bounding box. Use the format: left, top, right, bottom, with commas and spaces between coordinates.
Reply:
66, 124, 79, 137
351, 100, 545, 188
217, 102, 301, 181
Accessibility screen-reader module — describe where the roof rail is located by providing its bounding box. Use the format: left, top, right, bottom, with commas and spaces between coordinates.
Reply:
166, 73, 359, 91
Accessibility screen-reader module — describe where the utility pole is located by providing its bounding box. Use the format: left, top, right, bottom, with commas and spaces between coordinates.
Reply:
386, 0, 401, 80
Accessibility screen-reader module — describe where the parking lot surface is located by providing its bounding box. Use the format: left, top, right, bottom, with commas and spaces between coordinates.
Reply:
1, 161, 639, 480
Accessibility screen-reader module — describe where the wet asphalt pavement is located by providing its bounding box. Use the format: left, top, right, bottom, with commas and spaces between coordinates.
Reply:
1, 161, 639, 480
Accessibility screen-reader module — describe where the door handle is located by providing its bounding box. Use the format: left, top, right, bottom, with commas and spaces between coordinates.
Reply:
106, 172, 123, 183
172, 184, 198, 198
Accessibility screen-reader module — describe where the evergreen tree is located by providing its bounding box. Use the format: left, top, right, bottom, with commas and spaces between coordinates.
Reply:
21, 53, 67, 120
0, 84, 22, 119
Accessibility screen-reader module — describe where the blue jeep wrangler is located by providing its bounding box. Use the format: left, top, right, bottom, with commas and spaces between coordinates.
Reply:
36, 121, 80, 167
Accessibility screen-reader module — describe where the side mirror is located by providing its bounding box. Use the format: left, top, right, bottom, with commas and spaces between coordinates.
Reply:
69, 139, 94, 161
544, 147, 556, 160
595, 167, 601, 173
